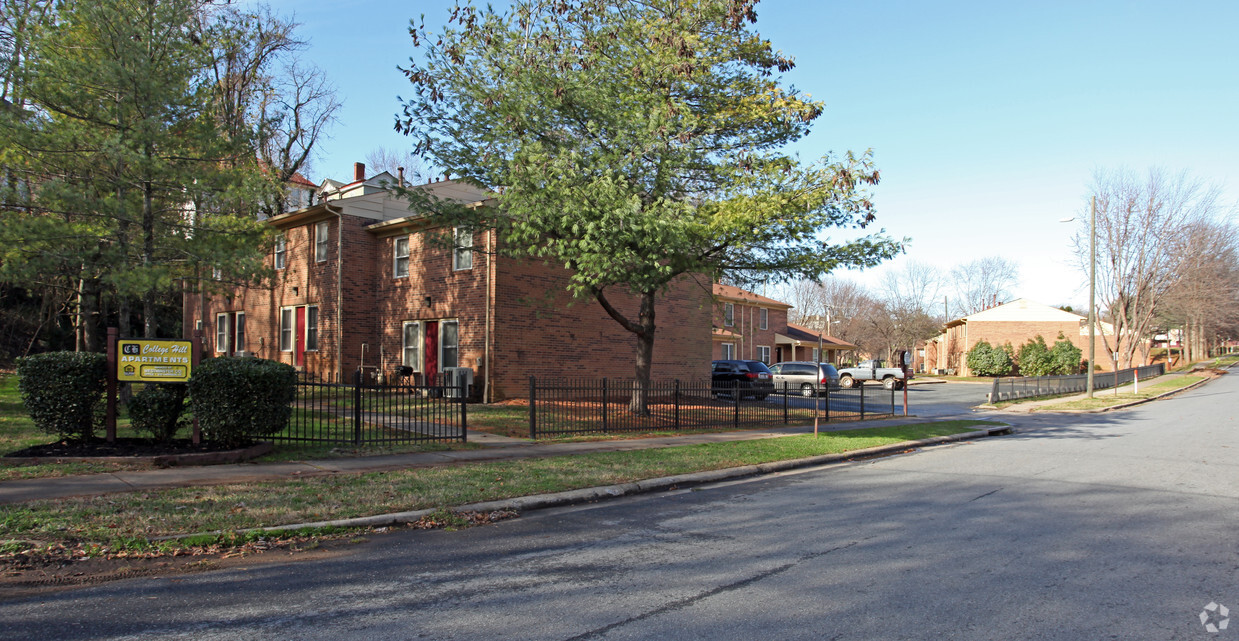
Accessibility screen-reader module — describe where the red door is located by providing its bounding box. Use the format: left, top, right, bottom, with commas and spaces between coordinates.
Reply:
295, 307, 306, 367
424, 320, 439, 384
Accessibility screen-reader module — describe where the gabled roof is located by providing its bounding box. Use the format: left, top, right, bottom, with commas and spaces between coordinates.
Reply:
712, 284, 792, 309
289, 172, 316, 188
783, 323, 855, 349
946, 298, 1083, 328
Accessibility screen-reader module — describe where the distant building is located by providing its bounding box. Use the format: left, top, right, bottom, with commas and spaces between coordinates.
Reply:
711, 284, 854, 364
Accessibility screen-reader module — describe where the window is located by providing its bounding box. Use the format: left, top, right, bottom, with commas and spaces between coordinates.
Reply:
314, 221, 329, 263
812, 348, 820, 362
757, 346, 771, 364
215, 313, 229, 353
234, 312, 246, 354
453, 227, 473, 271
306, 305, 319, 351
721, 343, 735, 360
441, 320, 459, 368
759, 308, 768, 330
279, 307, 294, 352
394, 237, 409, 278
723, 303, 734, 327
402, 322, 421, 369
274, 234, 286, 269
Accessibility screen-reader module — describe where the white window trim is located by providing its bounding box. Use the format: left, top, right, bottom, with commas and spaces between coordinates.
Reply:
305, 305, 319, 351
314, 221, 329, 263
723, 303, 734, 327
721, 342, 735, 360
215, 313, 229, 354
274, 235, 286, 270
279, 307, 294, 352
234, 311, 246, 355
439, 319, 460, 369
757, 345, 771, 364
453, 227, 473, 271
759, 308, 768, 330
394, 236, 409, 278
402, 321, 422, 370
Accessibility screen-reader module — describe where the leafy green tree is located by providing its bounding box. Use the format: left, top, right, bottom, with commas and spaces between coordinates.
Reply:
0, 0, 334, 349
1017, 335, 1054, 377
397, 0, 902, 412
1049, 331, 1083, 375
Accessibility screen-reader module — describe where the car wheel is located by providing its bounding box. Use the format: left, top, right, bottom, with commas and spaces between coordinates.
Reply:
839, 375, 855, 389
800, 383, 815, 397
882, 376, 897, 390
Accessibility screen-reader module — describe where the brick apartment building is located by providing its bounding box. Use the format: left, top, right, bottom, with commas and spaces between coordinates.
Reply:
921, 298, 1129, 376
183, 163, 712, 401
711, 284, 854, 365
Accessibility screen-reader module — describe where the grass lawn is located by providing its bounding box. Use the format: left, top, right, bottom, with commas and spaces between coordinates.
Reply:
1045, 375, 1205, 411
0, 419, 1003, 555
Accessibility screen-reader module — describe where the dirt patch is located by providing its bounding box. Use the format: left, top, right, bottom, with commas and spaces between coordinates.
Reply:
6, 438, 242, 459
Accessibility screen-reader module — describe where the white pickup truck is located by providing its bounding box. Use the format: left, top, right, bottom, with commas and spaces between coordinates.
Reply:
837, 359, 908, 390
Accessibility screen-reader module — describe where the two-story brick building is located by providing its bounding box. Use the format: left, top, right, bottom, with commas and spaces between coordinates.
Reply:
183, 163, 712, 401
711, 284, 853, 365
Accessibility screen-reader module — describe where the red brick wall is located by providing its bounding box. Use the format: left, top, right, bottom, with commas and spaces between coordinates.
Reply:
922, 320, 1129, 376
711, 302, 784, 363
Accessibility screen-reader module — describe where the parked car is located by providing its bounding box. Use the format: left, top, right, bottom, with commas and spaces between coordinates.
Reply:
710, 360, 774, 400
768, 361, 840, 396
837, 359, 908, 390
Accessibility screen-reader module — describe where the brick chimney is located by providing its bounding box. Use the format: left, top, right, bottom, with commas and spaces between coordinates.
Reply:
354, 162, 366, 182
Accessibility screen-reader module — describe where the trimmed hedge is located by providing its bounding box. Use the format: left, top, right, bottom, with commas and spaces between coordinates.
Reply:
187, 357, 296, 448
16, 351, 107, 441
128, 384, 188, 442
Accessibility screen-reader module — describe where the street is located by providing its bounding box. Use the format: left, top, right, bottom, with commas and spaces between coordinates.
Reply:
3, 375, 1236, 640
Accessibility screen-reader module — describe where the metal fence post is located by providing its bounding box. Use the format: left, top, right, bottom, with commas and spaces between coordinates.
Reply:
674, 379, 681, 431
783, 382, 789, 424
825, 384, 830, 422
602, 378, 609, 434
353, 369, 363, 446
860, 383, 865, 419
890, 384, 895, 416
733, 380, 740, 429
460, 377, 468, 442
529, 376, 537, 440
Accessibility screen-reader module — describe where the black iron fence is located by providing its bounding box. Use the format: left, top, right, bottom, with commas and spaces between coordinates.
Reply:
280, 371, 468, 445
528, 377, 899, 439
988, 363, 1166, 403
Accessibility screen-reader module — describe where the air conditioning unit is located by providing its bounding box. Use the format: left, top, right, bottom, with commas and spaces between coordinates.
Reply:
442, 367, 474, 398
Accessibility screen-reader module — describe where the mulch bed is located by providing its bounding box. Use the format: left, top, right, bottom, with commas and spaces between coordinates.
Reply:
5, 437, 244, 459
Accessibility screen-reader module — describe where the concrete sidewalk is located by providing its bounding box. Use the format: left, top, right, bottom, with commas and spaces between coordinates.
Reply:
0, 416, 937, 505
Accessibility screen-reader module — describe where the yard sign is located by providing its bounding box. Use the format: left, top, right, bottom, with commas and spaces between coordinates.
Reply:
117, 339, 193, 382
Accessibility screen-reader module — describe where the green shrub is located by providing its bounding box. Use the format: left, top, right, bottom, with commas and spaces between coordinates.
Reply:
128, 384, 188, 442
966, 340, 1014, 376
15, 351, 107, 441
1049, 332, 1083, 375
1017, 335, 1054, 377
188, 357, 296, 448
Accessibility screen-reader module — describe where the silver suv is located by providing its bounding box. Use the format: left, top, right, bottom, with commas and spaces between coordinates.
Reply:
768, 361, 841, 397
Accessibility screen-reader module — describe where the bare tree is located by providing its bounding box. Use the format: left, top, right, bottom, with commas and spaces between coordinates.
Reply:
1160, 218, 1239, 362
1074, 168, 1223, 368
949, 256, 1019, 317
365, 147, 425, 183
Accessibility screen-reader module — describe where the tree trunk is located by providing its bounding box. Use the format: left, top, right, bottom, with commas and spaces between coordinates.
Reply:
142, 168, 158, 338
629, 290, 656, 415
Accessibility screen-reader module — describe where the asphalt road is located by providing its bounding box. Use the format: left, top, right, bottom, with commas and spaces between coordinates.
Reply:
769, 380, 992, 419
4, 376, 1235, 640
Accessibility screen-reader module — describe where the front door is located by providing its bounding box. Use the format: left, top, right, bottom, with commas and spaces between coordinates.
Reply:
424, 320, 439, 384
295, 307, 306, 367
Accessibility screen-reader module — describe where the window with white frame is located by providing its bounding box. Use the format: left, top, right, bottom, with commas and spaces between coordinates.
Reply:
757, 345, 771, 364
215, 313, 230, 353
234, 312, 246, 354
279, 307, 294, 352
759, 308, 768, 330
721, 343, 735, 360
441, 320, 459, 368
812, 348, 820, 362
306, 306, 319, 351
723, 302, 734, 327
402, 321, 421, 369
453, 227, 473, 271
394, 236, 409, 278
274, 234, 286, 269
314, 221, 329, 263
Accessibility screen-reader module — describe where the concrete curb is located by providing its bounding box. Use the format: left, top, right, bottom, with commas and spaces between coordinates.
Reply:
161, 425, 1012, 542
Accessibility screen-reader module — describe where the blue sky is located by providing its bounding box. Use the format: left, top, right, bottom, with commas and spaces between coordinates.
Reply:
268, 0, 1239, 311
